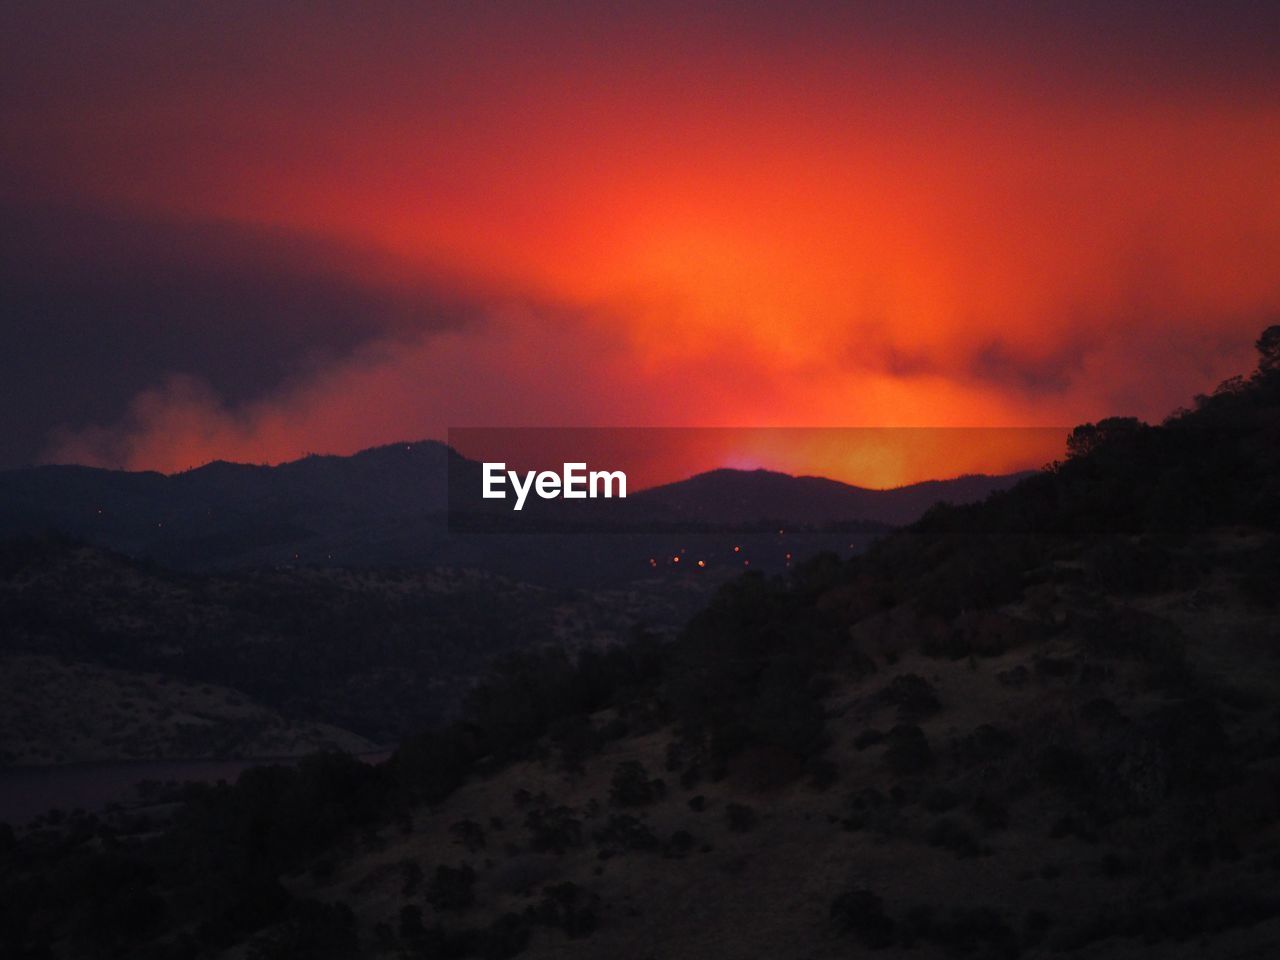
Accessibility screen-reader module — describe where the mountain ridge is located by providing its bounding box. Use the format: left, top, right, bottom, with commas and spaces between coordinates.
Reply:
0, 442, 1031, 573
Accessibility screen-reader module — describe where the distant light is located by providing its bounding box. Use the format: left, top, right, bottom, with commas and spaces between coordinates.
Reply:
672, 556, 680, 563
733, 545, 740, 552
696, 559, 705, 568
744, 559, 750, 566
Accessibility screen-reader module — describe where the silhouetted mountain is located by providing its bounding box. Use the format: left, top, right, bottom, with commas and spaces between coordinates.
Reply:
0, 441, 455, 566
634, 467, 1029, 527
0, 444, 1028, 575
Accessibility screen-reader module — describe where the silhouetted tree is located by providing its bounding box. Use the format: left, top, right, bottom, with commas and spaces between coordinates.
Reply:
1066, 416, 1145, 459
1257, 324, 1280, 374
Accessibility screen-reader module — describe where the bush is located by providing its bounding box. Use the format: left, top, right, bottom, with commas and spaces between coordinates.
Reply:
449, 820, 486, 853
593, 815, 659, 856
524, 806, 582, 855
665, 830, 697, 858
247, 900, 357, 960
952, 724, 1018, 768
971, 795, 1009, 831
480, 913, 532, 959
425, 864, 476, 913
923, 787, 958, 813
725, 803, 758, 833
529, 882, 598, 939
399, 859, 423, 897
806, 757, 839, 790
854, 728, 885, 750
926, 818, 985, 858
881, 674, 942, 720
830, 888, 895, 948
609, 761, 664, 808
929, 906, 1018, 957
883, 724, 933, 776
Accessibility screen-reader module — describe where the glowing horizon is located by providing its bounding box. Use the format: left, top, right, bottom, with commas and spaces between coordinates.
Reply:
3, 3, 1277, 485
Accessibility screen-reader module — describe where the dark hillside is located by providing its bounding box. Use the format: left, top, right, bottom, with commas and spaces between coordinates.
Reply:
3, 328, 1280, 959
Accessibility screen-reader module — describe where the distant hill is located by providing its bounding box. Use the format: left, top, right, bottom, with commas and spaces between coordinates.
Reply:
0, 441, 456, 567
0, 444, 1029, 575
634, 467, 1030, 527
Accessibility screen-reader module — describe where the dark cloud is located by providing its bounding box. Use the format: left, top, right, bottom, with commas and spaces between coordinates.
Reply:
0, 204, 480, 468
968, 338, 1094, 396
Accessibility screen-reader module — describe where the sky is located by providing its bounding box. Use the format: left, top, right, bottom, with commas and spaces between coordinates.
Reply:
2, 1, 1278, 485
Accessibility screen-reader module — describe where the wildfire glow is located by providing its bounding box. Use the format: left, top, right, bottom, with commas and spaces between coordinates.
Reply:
4, 4, 1277, 483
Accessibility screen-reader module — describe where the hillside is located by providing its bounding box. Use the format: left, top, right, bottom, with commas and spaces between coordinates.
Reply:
0, 539, 687, 757
0, 654, 376, 766
2, 330, 1279, 959
290, 531, 1280, 959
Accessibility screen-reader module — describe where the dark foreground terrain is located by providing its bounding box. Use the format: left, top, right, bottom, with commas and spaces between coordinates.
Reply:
0, 542, 695, 762
3, 329, 1280, 959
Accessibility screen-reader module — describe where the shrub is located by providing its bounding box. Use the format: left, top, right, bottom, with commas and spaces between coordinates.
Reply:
399, 859, 423, 897
830, 888, 895, 948
844, 786, 887, 831
806, 757, 839, 790
425, 864, 476, 913
923, 787, 958, 813
609, 761, 664, 808
883, 724, 933, 776
450, 819, 486, 853
665, 830, 697, 858
1036, 745, 1093, 791
926, 818, 985, 858
480, 913, 532, 959
854, 728, 885, 750
524, 806, 582, 855
593, 815, 659, 856
247, 900, 357, 960
725, 803, 758, 833
929, 906, 1018, 957
881, 674, 942, 720
529, 882, 598, 939
971, 795, 1009, 831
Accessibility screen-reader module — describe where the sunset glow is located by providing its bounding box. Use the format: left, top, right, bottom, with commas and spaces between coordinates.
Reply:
3, 3, 1277, 484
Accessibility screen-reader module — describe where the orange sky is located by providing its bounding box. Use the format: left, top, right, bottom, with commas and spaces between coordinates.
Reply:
4, 3, 1279, 484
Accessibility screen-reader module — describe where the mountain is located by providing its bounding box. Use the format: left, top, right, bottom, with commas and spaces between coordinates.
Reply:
0, 444, 1028, 575
634, 468, 1030, 527
0, 441, 456, 568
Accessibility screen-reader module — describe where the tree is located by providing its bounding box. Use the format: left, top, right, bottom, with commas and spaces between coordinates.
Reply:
1256, 324, 1280, 374
426, 864, 476, 913
1066, 417, 1144, 460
